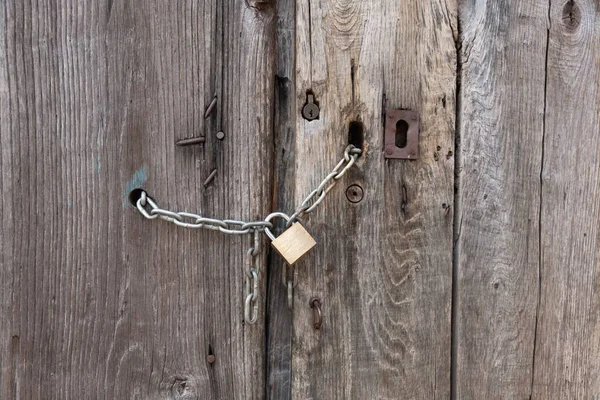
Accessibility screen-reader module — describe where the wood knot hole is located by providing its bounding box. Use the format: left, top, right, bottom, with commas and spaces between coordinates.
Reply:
562, 0, 581, 30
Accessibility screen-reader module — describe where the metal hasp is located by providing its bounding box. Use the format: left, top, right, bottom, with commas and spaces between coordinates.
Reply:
384, 109, 420, 159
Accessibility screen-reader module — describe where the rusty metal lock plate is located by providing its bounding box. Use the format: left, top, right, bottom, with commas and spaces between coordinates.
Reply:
384, 109, 420, 159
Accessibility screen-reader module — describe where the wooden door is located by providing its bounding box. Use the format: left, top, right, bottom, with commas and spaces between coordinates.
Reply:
0, 1, 274, 398
2, 1, 600, 399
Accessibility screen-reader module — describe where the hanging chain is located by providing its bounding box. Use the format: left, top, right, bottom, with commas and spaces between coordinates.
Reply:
282, 263, 297, 310
134, 145, 362, 231
133, 144, 362, 322
244, 231, 261, 324
286, 145, 362, 226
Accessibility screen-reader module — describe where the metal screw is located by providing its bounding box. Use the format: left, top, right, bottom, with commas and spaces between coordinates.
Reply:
302, 93, 320, 121
346, 184, 364, 203
207, 354, 216, 364
216, 131, 225, 140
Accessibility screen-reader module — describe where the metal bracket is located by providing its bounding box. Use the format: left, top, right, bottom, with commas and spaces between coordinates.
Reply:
384, 109, 420, 160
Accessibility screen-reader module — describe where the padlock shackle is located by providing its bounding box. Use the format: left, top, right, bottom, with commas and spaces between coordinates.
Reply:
263, 212, 291, 241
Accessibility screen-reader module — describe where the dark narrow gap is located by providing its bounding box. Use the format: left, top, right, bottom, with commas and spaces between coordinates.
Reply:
530, 1, 552, 396
264, 82, 278, 400
264, 0, 296, 398
450, 11, 463, 400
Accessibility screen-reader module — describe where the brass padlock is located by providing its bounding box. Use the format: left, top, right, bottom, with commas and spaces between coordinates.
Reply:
264, 213, 316, 265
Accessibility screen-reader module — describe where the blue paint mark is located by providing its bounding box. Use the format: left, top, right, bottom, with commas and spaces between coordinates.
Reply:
124, 165, 148, 207
67, 200, 73, 207
95, 155, 102, 174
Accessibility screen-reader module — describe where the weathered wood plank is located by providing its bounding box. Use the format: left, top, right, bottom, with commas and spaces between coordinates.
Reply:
455, 1, 547, 398
0, 1, 274, 398
290, 1, 457, 398
533, 1, 600, 398
266, 0, 296, 398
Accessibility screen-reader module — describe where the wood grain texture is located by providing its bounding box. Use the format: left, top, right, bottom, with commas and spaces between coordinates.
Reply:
290, 1, 457, 398
455, 1, 547, 398
532, 1, 600, 398
265, 0, 297, 398
0, 1, 274, 398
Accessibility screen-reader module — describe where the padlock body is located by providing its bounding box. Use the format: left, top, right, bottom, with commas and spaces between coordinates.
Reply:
271, 222, 316, 265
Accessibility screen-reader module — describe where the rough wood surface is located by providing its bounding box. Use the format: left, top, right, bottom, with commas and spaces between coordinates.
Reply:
290, 1, 457, 398
533, 1, 600, 398
265, 0, 297, 398
0, 1, 274, 398
454, 1, 548, 398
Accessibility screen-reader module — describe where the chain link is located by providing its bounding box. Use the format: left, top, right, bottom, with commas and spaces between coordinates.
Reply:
244, 231, 260, 324
134, 145, 362, 234
133, 144, 361, 321
136, 191, 274, 234
281, 262, 297, 310
287, 145, 361, 226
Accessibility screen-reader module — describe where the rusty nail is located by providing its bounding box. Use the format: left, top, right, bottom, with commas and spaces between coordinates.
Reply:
216, 131, 225, 140
310, 297, 322, 330
204, 96, 218, 119
207, 354, 216, 364
176, 137, 206, 146
443, 203, 451, 216
204, 169, 217, 188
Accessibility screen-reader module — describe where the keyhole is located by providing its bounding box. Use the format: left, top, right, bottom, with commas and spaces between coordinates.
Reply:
309, 109, 314, 117
395, 120, 409, 148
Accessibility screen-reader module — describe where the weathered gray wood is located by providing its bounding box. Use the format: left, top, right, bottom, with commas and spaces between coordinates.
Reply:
290, 1, 457, 398
532, 1, 600, 398
454, 1, 547, 398
266, 1, 296, 397
0, 1, 274, 398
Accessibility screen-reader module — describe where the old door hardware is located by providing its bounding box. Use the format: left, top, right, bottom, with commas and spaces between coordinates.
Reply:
282, 263, 297, 310
244, 231, 261, 324
204, 95, 218, 119
302, 92, 320, 121
384, 109, 420, 159
176, 136, 206, 146
132, 145, 361, 324
264, 213, 317, 265
310, 297, 323, 330
345, 184, 364, 203
204, 169, 218, 188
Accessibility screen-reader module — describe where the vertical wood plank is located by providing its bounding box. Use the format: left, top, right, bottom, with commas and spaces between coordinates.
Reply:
266, 0, 296, 397
455, 1, 547, 398
533, 1, 600, 398
290, 1, 457, 398
0, 1, 274, 398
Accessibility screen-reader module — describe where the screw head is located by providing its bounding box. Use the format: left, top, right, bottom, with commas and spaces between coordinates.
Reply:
346, 184, 364, 203
207, 354, 216, 364
216, 131, 225, 140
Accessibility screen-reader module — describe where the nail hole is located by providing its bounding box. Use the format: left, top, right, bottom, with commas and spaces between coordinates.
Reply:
128, 188, 145, 207
395, 120, 409, 149
348, 121, 364, 152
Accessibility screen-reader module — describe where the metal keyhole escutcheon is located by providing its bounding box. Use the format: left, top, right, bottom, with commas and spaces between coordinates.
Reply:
302, 93, 320, 121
